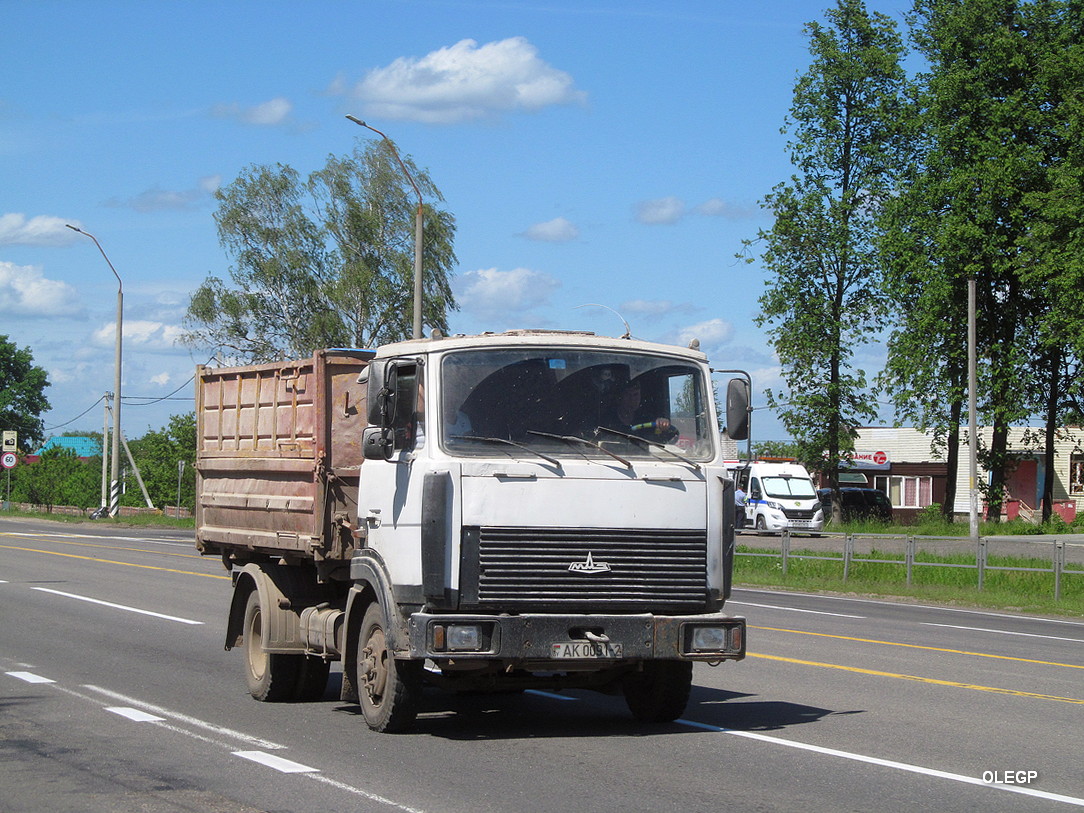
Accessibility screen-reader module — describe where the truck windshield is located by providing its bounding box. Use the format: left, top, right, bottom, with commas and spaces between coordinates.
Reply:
439, 348, 715, 461
762, 476, 817, 499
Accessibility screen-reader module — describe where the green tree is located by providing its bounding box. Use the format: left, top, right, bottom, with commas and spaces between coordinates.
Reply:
741, 0, 908, 518
182, 140, 457, 363
0, 335, 51, 452
15, 447, 99, 511
1017, 0, 1084, 521
310, 142, 458, 348
184, 163, 334, 360
885, 0, 1080, 520
122, 413, 197, 511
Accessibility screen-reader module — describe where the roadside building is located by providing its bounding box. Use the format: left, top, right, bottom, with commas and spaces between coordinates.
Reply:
843, 427, 1083, 524
26, 436, 102, 463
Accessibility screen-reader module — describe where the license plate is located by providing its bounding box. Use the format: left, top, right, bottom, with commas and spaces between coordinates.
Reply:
551, 641, 623, 659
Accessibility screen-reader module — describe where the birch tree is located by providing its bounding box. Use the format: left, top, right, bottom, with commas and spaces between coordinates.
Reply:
183, 141, 457, 362
742, 0, 909, 515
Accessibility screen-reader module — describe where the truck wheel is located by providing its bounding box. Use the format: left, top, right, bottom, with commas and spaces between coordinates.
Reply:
357, 602, 422, 732
755, 514, 767, 532
243, 590, 300, 702
622, 661, 693, 723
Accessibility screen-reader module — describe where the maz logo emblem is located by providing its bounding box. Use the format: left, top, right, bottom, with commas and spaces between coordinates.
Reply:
568, 552, 611, 574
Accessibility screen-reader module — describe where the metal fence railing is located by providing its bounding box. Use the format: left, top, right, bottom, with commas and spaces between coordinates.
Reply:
735, 530, 1084, 601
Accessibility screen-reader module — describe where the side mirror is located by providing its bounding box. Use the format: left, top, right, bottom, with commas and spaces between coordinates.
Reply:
725, 378, 750, 441
362, 426, 395, 461
366, 362, 398, 427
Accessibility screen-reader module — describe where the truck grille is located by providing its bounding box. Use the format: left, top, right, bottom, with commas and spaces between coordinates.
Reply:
782, 508, 817, 519
466, 526, 709, 612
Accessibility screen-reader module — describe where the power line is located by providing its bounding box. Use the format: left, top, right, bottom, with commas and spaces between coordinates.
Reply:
41, 355, 215, 430
43, 396, 106, 432
121, 373, 196, 406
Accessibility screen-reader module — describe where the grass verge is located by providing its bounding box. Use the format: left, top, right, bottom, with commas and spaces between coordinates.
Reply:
735, 544, 1084, 618
0, 507, 194, 530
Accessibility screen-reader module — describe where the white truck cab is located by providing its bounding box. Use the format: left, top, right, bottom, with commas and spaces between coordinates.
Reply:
732, 461, 824, 534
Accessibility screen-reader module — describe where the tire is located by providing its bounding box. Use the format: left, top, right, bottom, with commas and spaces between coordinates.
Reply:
755, 514, 767, 532
622, 660, 693, 723
243, 590, 300, 702
357, 602, 422, 732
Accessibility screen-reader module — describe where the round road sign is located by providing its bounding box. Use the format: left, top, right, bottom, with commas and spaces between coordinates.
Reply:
1, 452, 17, 469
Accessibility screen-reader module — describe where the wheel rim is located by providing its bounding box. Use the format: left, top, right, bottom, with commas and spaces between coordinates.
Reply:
247, 604, 268, 681
361, 625, 389, 705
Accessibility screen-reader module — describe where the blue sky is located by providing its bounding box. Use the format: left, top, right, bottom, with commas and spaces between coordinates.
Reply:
1, 0, 911, 444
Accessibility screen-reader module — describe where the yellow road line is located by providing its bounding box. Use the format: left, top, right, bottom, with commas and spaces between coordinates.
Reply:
746, 652, 1084, 704
752, 625, 1084, 670
0, 531, 203, 560
0, 543, 229, 580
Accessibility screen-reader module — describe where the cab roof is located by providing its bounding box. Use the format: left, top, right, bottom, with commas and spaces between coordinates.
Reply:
371, 329, 710, 362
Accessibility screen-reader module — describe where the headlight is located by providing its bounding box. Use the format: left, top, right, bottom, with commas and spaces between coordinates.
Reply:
447, 624, 481, 651
432, 623, 484, 651
690, 626, 726, 651
765, 500, 783, 511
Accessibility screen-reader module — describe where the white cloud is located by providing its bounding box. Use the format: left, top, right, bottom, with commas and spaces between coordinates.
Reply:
150, 372, 172, 386
47, 366, 75, 385
211, 97, 293, 126
695, 197, 757, 219
104, 175, 221, 212
455, 267, 561, 319
348, 37, 587, 124
635, 196, 686, 225
521, 217, 579, 243
676, 318, 733, 349
0, 214, 81, 246
92, 319, 184, 352
0, 261, 84, 316
750, 363, 785, 395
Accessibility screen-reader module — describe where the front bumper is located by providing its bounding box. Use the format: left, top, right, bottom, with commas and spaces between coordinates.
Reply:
761, 508, 824, 532
407, 611, 746, 662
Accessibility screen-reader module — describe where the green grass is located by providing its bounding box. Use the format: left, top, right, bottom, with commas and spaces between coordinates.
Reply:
824, 513, 1084, 538
0, 507, 194, 529
735, 544, 1084, 618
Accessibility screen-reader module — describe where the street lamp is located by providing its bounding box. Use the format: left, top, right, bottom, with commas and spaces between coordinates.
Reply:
346, 115, 425, 340
66, 224, 123, 518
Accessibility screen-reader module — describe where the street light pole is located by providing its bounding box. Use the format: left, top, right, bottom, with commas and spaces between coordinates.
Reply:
67, 224, 123, 518
345, 115, 425, 340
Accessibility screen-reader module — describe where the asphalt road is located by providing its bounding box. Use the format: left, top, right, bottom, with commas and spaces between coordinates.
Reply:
2, 517, 1083, 812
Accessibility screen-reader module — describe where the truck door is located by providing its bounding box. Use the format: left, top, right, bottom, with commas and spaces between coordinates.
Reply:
359, 359, 428, 588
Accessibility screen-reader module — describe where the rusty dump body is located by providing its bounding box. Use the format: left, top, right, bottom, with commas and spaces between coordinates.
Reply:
195, 349, 375, 578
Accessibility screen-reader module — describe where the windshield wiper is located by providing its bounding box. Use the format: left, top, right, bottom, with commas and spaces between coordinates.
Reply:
526, 430, 632, 468
594, 426, 701, 469
450, 435, 562, 468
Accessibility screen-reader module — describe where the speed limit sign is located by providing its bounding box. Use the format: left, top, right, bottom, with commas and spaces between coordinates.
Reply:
1, 452, 17, 469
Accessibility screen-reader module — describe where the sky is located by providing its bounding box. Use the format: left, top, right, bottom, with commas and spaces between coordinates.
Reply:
1, 0, 913, 444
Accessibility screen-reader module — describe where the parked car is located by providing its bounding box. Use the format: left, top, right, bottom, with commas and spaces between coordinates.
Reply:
817, 487, 893, 522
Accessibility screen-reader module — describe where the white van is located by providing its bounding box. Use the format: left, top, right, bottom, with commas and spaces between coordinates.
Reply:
731, 461, 824, 534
